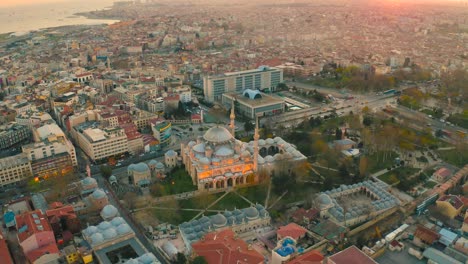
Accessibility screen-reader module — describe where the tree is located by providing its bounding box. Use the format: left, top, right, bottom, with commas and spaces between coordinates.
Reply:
123, 192, 138, 210
190, 256, 208, 264
363, 116, 373, 127
335, 127, 342, 140
244, 121, 254, 133
174, 252, 187, 264
192, 192, 217, 210
362, 106, 370, 114
359, 156, 369, 178
100, 165, 113, 179
150, 183, 167, 197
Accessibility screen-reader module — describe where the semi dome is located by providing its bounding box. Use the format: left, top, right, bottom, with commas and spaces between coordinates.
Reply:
317, 194, 333, 209
90, 233, 104, 245
117, 223, 132, 235
265, 155, 275, 163
130, 163, 149, 173
266, 138, 274, 144
215, 146, 234, 156
82, 177, 97, 186
258, 156, 265, 164
139, 253, 158, 264
109, 175, 117, 183
92, 189, 106, 200
101, 205, 118, 219
193, 143, 205, 153
210, 213, 227, 227
203, 126, 233, 143
156, 162, 165, 170
199, 157, 210, 165
111, 217, 125, 226
259, 139, 266, 146
243, 89, 262, 100
103, 228, 117, 239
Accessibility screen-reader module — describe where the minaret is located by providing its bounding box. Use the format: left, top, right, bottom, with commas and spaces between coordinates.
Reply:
229, 100, 236, 137
253, 116, 259, 172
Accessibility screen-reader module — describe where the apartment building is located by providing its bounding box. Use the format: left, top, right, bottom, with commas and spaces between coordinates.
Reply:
0, 153, 32, 189
0, 122, 30, 150
203, 66, 283, 102
72, 122, 128, 162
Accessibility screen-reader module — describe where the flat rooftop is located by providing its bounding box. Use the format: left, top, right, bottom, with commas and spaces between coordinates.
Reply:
224, 92, 284, 108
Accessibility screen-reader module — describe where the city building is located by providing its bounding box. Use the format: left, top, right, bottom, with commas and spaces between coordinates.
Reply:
164, 149, 178, 168
271, 236, 299, 264
316, 181, 400, 227
203, 66, 283, 102
277, 223, 307, 241
0, 230, 14, 264
16, 210, 60, 264
15, 111, 54, 129
179, 204, 270, 253
436, 195, 465, 219
72, 122, 128, 162
0, 153, 33, 189
433, 167, 452, 182
328, 245, 378, 264
46, 203, 81, 238
0, 122, 30, 149
222, 89, 285, 119
151, 119, 172, 148
287, 250, 324, 264
191, 229, 264, 264
22, 123, 77, 179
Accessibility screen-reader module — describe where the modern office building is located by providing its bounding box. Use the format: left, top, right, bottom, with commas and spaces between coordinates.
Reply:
203, 66, 283, 102
0, 153, 32, 189
0, 122, 30, 149
151, 119, 172, 148
72, 122, 128, 162
222, 89, 285, 119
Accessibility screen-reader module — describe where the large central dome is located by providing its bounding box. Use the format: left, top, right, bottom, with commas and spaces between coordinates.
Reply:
203, 126, 233, 143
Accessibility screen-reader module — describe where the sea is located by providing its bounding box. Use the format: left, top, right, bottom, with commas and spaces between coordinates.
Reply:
0, 0, 119, 35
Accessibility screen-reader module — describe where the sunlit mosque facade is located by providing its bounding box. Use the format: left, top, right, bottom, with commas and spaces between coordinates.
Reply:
181, 105, 307, 190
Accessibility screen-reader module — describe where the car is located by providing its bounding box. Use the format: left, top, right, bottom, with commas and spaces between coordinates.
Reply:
426, 123, 431, 126
116, 163, 122, 166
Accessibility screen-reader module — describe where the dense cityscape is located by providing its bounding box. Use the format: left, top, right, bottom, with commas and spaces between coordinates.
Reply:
0, 0, 467, 263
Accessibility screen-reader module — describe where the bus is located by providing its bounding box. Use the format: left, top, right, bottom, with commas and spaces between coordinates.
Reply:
383, 89, 396, 95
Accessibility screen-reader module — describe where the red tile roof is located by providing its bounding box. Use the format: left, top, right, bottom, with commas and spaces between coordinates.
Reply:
46, 205, 76, 220
192, 229, 264, 264
0, 230, 14, 264
277, 223, 307, 240
287, 250, 324, 264
414, 225, 440, 245
434, 168, 451, 178
15, 210, 52, 243
329, 246, 377, 264
438, 195, 464, 210
25, 243, 59, 263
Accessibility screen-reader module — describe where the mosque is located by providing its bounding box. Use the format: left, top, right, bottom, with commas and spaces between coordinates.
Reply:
181, 104, 307, 190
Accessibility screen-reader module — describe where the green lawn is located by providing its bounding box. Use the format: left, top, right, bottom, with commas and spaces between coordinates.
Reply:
447, 113, 468, 129
235, 184, 269, 205
424, 181, 438, 188
209, 192, 250, 211
378, 167, 420, 185
160, 168, 198, 195
437, 149, 468, 168
367, 151, 399, 173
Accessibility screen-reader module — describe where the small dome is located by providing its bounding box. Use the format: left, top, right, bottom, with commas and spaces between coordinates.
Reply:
148, 160, 158, 166
317, 194, 333, 209
259, 209, 268, 217
210, 213, 227, 227
274, 153, 283, 160
193, 143, 205, 153
110, 217, 125, 226
98, 221, 112, 230
117, 223, 132, 235
90, 233, 104, 245
156, 162, 165, 169
130, 162, 149, 173
242, 150, 250, 157
199, 216, 210, 223
243, 206, 259, 219
109, 175, 117, 183
215, 146, 234, 156
127, 164, 137, 173
265, 155, 275, 163
259, 139, 266, 146
139, 253, 157, 264
103, 228, 117, 239
92, 189, 106, 199
274, 137, 282, 142
258, 156, 265, 164
203, 126, 233, 143
266, 138, 274, 144
165, 149, 177, 157
84, 226, 98, 236
82, 177, 97, 186
101, 205, 118, 219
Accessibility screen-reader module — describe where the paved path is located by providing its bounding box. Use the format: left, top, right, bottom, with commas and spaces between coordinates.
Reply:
267, 190, 288, 210
191, 191, 231, 220
264, 178, 272, 208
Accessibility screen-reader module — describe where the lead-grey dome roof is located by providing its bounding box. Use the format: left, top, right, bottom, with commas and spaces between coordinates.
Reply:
203, 126, 233, 143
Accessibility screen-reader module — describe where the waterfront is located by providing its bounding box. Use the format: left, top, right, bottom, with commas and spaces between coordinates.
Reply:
0, 0, 117, 34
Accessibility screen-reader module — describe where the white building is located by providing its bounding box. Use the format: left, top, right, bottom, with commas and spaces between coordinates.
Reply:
0, 153, 32, 189
203, 66, 283, 102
